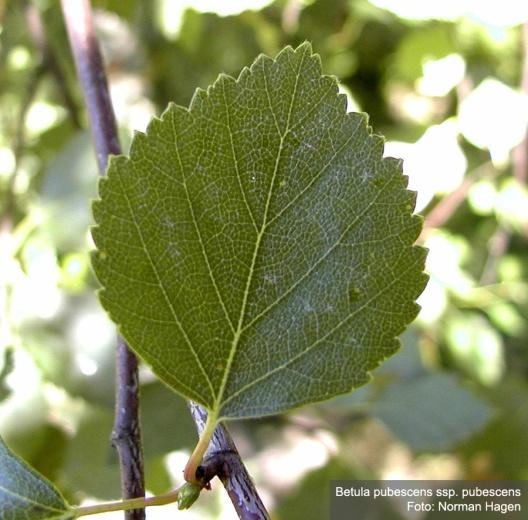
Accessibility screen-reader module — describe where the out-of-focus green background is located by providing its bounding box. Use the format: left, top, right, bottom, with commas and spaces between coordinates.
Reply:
1, 0, 527, 518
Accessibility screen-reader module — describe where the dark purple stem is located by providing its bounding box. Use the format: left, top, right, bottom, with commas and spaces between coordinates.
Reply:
61, 2, 269, 519
189, 403, 270, 520
60, 2, 145, 519
60, 0, 120, 169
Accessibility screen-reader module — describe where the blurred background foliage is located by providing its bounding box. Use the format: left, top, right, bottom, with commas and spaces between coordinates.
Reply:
0, 0, 527, 518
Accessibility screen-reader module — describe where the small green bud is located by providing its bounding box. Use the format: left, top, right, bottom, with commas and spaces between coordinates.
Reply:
177, 482, 202, 510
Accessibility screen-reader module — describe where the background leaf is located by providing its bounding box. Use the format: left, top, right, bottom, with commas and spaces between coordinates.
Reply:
322, 331, 493, 450
140, 381, 196, 457
0, 435, 73, 520
369, 372, 493, 450
92, 42, 427, 422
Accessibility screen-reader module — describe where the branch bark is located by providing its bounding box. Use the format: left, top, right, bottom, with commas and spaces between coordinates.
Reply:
421, 161, 495, 241
513, 21, 528, 185
24, 0, 82, 129
61, 3, 269, 519
189, 403, 270, 520
60, 2, 145, 519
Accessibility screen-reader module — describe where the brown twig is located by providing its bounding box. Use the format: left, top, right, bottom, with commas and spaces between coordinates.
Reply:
282, 0, 302, 34
480, 227, 511, 285
2, 0, 82, 229
0, 57, 44, 232
478, 23, 528, 284
513, 22, 528, 185
60, 2, 145, 519
189, 403, 270, 520
23, 0, 82, 129
422, 175, 476, 233
421, 161, 495, 240
481, 21, 528, 283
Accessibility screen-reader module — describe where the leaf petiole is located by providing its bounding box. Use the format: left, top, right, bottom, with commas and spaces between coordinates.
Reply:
184, 412, 218, 483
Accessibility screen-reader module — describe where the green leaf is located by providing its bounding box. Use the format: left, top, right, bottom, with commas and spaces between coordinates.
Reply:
59, 407, 120, 501
92, 42, 427, 421
0, 435, 73, 520
141, 382, 197, 457
462, 377, 528, 479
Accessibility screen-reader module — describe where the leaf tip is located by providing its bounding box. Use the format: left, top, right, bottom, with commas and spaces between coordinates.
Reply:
295, 40, 314, 55
273, 40, 314, 66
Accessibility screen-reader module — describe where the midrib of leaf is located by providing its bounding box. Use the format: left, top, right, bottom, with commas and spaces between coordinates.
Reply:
213, 47, 307, 417
0, 483, 67, 515
114, 169, 216, 403
220, 254, 423, 412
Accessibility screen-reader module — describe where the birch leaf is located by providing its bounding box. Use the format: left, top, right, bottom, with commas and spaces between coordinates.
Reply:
92, 43, 427, 421
0, 436, 73, 520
